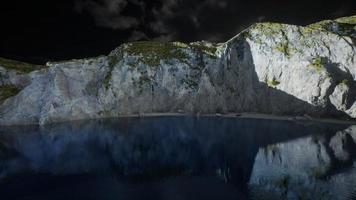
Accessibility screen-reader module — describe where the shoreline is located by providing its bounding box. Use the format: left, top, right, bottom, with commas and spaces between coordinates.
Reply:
134, 112, 356, 125
1, 112, 356, 127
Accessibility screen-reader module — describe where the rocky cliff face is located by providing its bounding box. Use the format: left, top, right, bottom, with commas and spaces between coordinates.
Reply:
0, 16, 355, 125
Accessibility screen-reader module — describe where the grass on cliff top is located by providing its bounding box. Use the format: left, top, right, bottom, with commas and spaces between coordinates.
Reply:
250, 23, 286, 36
0, 85, 20, 103
189, 42, 218, 57
47, 55, 106, 66
0, 57, 45, 73
306, 20, 331, 30
306, 15, 356, 32
335, 15, 356, 25
125, 41, 190, 67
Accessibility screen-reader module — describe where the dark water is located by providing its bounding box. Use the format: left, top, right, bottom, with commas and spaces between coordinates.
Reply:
0, 116, 355, 200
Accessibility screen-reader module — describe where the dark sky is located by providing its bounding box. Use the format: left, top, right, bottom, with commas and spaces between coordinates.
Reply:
0, 0, 355, 64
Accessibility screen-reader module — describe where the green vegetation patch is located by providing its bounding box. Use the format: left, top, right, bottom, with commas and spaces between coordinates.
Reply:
341, 79, 349, 85
104, 48, 124, 90
251, 23, 296, 57
0, 57, 45, 73
125, 41, 190, 67
251, 23, 285, 37
267, 78, 280, 88
103, 72, 113, 90
47, 55, 105, 66
0, 84, 21, 103
306, 20, 331, 31
305, 15, 356, 37
308, 57, 324, 72
189, 42, 218, 57
274, 42, 292, 57
303, 19, 340, 36
335, 15, 356, 25
138, 75, 154, 88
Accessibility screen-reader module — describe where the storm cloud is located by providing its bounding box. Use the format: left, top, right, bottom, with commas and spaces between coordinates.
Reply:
74, 0, 144, 29
74, 0, 239, 42
0, 0, 355, 63
74, 0, 356, 43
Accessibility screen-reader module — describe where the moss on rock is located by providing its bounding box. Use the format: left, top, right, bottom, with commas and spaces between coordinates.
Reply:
189, 42, 218, 57
335, 15, 356, 25
104, 47, 124, 90
267, 78, 280, 88
341, 79, 349, 85
0, 57, 45, 73
125, 41, 190, 67
0, 85, 20, 103
132, 73, 156, 94
305, 15, 356, 37
308, 57, 324, 72
274, 42, 292, 57
251, 23, 285, 37
103, 72, 112, 90
306, 20, 331, 31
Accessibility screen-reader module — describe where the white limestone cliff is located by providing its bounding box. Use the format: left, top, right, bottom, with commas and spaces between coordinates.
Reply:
0, 16, 355, 125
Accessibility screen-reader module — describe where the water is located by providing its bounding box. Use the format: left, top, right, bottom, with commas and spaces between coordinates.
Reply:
0, 116, 355, 200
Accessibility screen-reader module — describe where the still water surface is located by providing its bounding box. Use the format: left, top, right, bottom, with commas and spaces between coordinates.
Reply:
0, 116, 355, 200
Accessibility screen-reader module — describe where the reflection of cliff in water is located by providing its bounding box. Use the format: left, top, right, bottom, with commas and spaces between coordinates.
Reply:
0, 117, 355, 199
249, 126, 356, 200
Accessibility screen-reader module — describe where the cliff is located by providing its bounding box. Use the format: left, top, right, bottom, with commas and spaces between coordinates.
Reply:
0, 16, 355, 125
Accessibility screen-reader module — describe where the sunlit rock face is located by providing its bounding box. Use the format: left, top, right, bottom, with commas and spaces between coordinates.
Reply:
249, 125, 356, 200
0, 16, 355, 125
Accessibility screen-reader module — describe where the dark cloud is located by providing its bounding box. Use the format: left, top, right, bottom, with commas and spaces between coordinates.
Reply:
128, 30, 148, 41
0, 0, 355, 63
74, 0, 144, 29
74, 0, 356, 43
149, 0, 233, 42
74, 0, 234, 42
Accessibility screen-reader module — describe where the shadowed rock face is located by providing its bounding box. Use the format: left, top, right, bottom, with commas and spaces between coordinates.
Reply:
0, 16, 355, 125
0, 117, 355, 200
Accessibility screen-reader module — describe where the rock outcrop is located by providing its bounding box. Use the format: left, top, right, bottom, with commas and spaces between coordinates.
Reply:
0, 16, 355, 125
